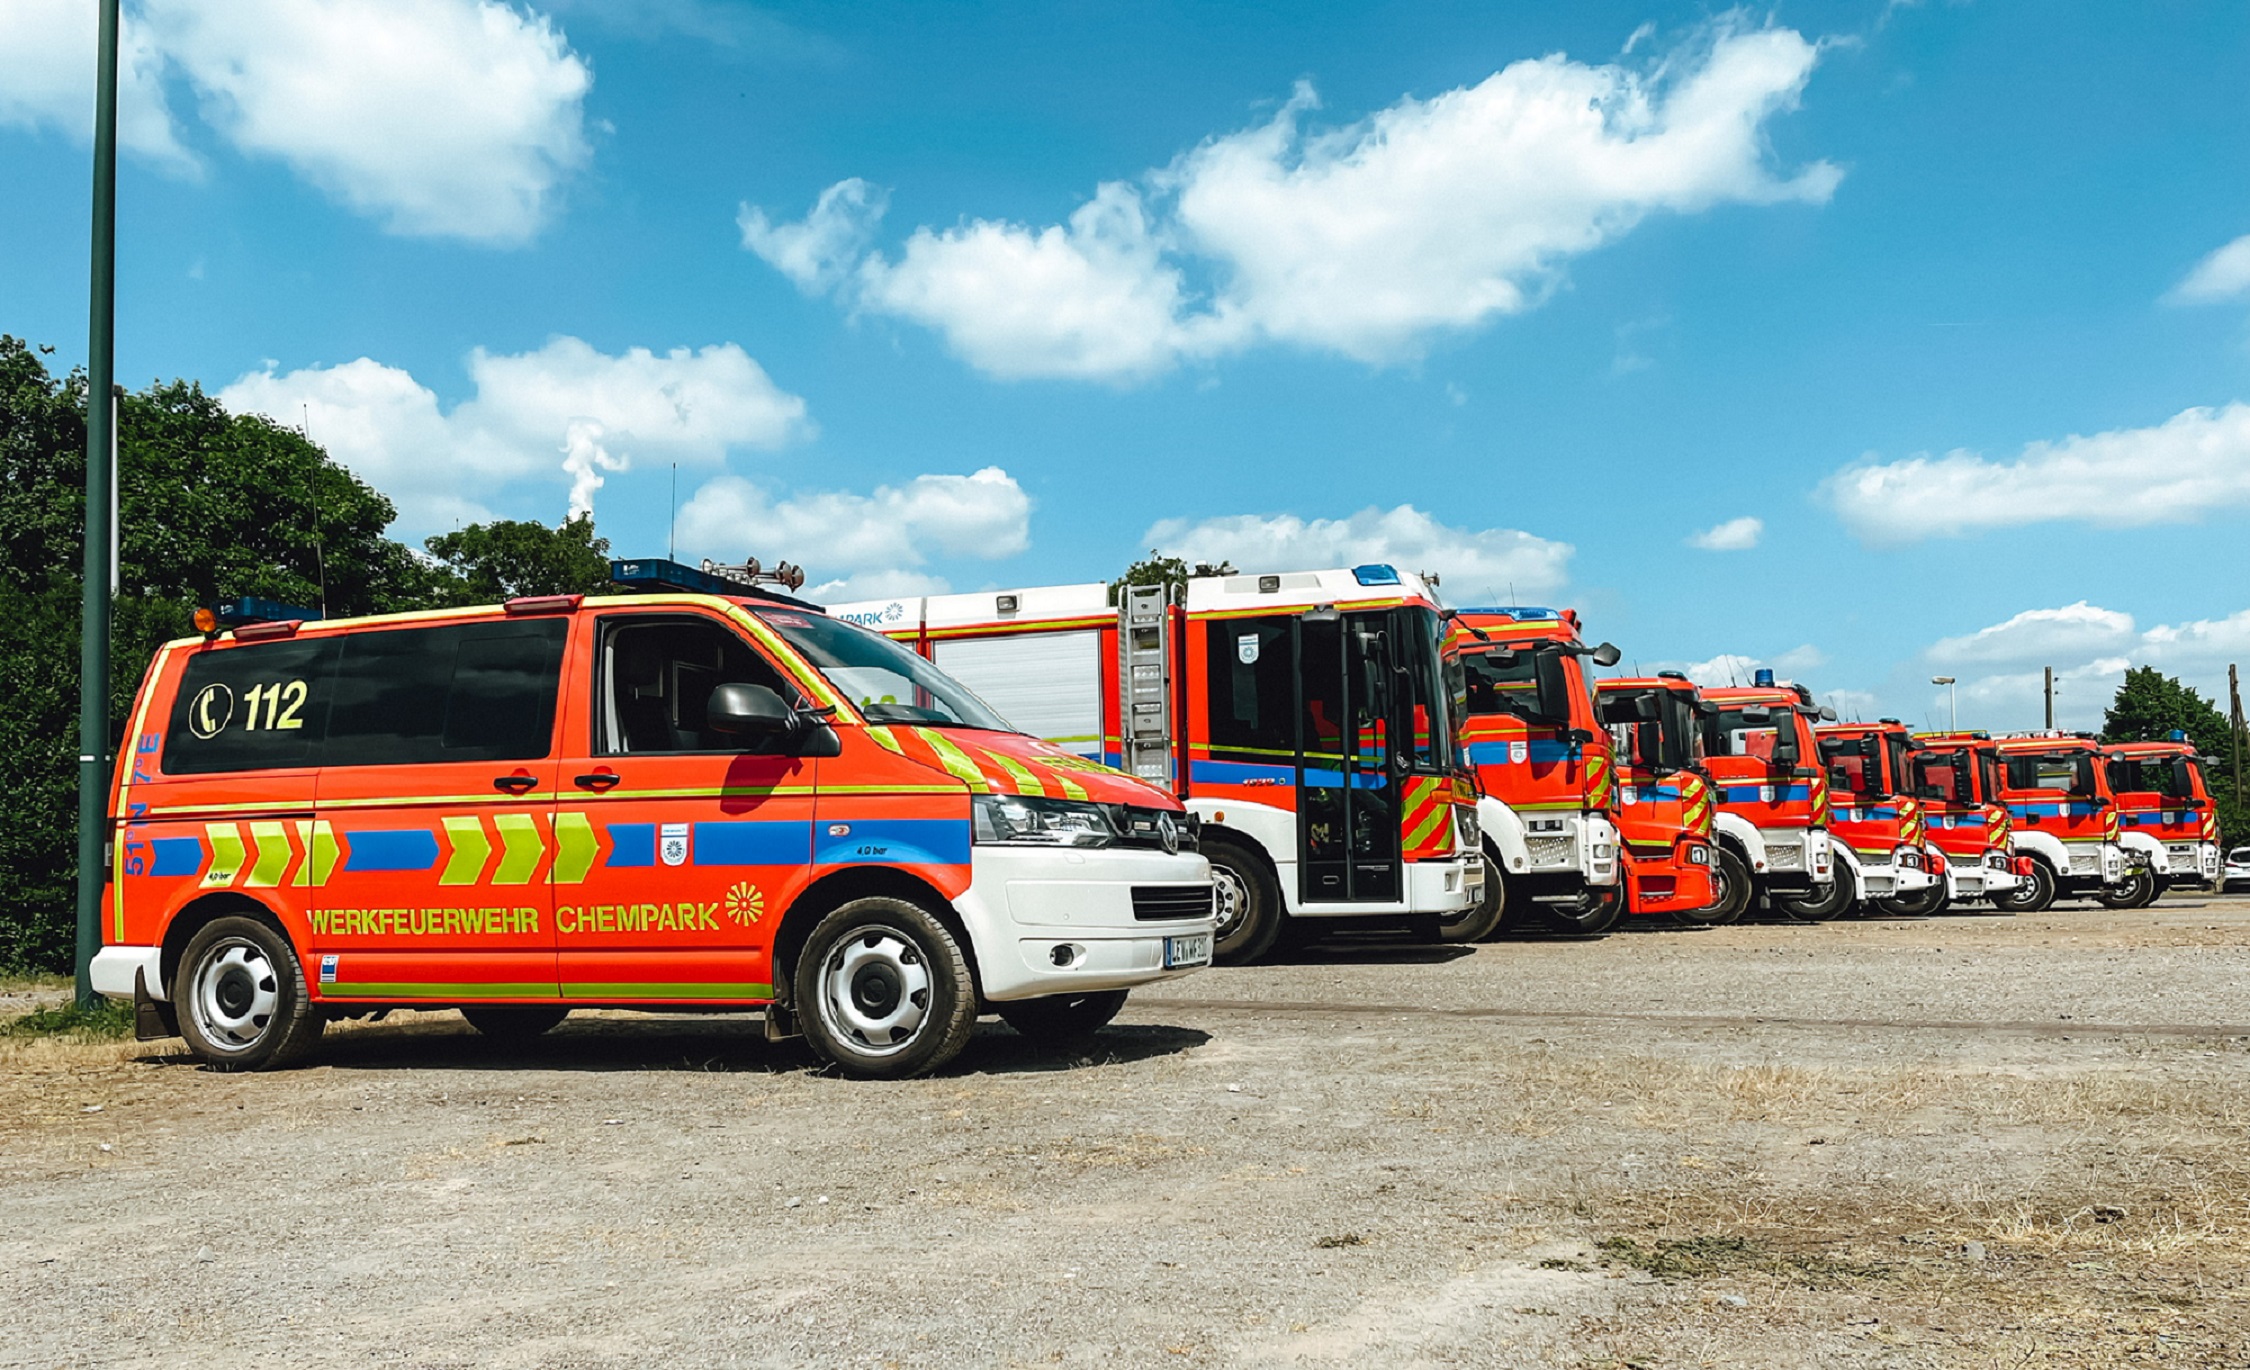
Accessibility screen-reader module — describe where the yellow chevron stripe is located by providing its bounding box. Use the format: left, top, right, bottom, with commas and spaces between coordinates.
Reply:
292, 820, 340, 887
864, 726, 905, 755
202, 823, 246, 888
981, 750, 1047, 797
552, 812, 599, 885
491, 812, 545, 885
439, 816, 493, 886
912, 728, 991, 792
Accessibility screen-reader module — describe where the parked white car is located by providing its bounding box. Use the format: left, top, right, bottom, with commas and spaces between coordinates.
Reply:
2225, 847, 2250, 893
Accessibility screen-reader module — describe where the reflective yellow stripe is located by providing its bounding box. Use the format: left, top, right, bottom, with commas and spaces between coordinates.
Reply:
913, 729, 990, 791
552, 812, 599, 884
491, 812, 545, 885
865, 726, 905, 755
202, 823, 246, 888
982, 750, 1047, 797
293, 820, 340, 887
439, 816, 492, 886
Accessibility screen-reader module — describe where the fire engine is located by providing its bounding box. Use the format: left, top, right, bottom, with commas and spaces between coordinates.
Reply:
1697, 672, 1845, 920
830, 565, 1483, 963
2104, 735, 2224, 902
91, 557, 1216, 1079
1904, 731, 2031, 908
1590, 673, 1725, 922
1990, 732, 2133, 906
1814, 720, 1942, 915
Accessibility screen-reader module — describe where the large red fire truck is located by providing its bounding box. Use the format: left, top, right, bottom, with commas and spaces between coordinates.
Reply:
830, 565, 1483, 963
2104, 736, 2223, 902
1814, 720, 1941, 915
1991, 732, 2133, 906
1697, 673, 1845, 920
1905, 731, 2031, 909
1591, 673, 1725, 922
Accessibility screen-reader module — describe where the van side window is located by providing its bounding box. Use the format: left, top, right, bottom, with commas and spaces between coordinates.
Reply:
161, 638, 342, 774
598, 616, 794, 755
323, 620, 567, 768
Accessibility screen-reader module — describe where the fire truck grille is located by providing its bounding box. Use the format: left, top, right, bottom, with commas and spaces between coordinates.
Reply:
1131, 886, 1215, 921
2069, 850, 2100, 874
1765, 843, 1804, 871
1526, 836, 1575, 867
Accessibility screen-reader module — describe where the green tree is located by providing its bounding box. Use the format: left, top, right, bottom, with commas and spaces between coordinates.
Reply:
1110, 550, 1235, 606
2100, 665, 2245, 847
423, 514, 612, 604
0, 336, 441, 970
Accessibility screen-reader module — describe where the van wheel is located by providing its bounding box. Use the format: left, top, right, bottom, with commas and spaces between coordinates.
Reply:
997, 990, 1129, 1042
1440, 857, 1506, 942
1205, 837, 1284, 965
1776, 863, 1854, 922
1678, 848, 1752, 926
462, 1006, 568, 1039
1993, 859, 2056, 913
795, 898, 977, 1080
175, 916, 325, 1071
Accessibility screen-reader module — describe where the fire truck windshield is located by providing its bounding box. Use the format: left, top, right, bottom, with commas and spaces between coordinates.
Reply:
1910, 750, 1971, 804
2004, 751, 2096, 796
1600, 689, 1697, 772
1461, 642, 1580, 730
1400, 607, 1459, 772
2107, 754, 2195, 798
760, 610, 1015, 732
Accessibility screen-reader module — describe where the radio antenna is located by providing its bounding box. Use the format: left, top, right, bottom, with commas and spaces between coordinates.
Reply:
669, 462, 678, 561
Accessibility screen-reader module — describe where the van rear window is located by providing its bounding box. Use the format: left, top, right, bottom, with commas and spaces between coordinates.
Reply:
161, 619, 567, 775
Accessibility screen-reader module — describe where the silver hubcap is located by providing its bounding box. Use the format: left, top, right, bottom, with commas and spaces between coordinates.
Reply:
1210, 863, 1250, 940
190, 937, 278, 1052
816, 926, 931, 1058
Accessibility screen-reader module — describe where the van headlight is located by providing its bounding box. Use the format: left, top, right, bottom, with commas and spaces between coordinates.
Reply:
972, 795, 1118, 848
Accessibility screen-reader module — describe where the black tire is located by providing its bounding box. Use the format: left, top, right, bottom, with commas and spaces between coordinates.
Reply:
1439, 856, 1507, 942
793, 897, 977, 1080
174, 915, 325, 1071
996, 989, 1129, 1041
1992, 858, 2056, 913
1875, 884, 1950, 917
462, 1005, 569, 1039
1205, 836, 1285, 965
1678, 847, 1752, 927
1776, 858, 1854, 922
1541, 885, 1623, 935
2097, 866, 2157, 910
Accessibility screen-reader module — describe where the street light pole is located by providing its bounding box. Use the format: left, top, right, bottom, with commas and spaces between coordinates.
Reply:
1931, 676, 1956, 732
74, 0, 121, 1009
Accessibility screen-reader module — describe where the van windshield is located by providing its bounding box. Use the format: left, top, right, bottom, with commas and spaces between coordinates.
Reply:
759, 609, 1014, 732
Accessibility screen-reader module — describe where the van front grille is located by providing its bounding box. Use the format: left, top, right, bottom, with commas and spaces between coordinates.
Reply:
1131, 885, 1213, 921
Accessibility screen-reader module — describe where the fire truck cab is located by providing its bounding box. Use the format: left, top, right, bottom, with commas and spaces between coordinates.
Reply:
92, 558, 1215, 1079
1991, 732, 2133, 905
831, 565, 1482, 964
1905, 731, 2031, 908
1591, 673, 1724, 923
1814, 720, 1942, 915
2104, 736, 2223, 902
1698, 674, 1845, 920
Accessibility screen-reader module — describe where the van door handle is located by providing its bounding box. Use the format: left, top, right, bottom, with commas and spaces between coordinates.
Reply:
492, 771, 539, 795
574, 770, 621, 792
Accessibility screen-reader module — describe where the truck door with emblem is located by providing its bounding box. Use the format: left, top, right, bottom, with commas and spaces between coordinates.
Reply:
550, 607, 817, 1003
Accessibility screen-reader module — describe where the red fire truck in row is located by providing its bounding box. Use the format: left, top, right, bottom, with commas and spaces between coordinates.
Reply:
1989, 732, 2134, 908
1903, 731, 2031, 909
831, 566, 1483, 963
1594, 673, 1726, 921
1447, 609, 1715, 934
2105, 736, 2224, 901
1696, 675, 1847, 921
1814, 720, 1943, 915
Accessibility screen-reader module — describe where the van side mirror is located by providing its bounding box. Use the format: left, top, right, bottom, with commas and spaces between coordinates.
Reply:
708, 682, 799, 738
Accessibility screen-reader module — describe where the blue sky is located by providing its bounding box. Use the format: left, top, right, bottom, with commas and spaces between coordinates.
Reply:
4, 0, 2248, 732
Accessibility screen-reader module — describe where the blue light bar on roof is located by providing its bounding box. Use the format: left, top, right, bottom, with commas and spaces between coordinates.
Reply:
1752, 668, 1776, 687
1350, 563, 1401, 586
1453, 605, 1559, 620
609, 558, 823, 609
216, 596, 323, 627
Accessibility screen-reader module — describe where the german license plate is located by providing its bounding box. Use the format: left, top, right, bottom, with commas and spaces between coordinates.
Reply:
1164, 932, 1212, 968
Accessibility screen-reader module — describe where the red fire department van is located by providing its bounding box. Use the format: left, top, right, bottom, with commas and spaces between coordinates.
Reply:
830, 565, 1482, 963
1698, 674, 1845, 920
1814, 720, 1942, 915
1990, 732, 2132, 906
91, 559, 1216, 1078
1591, 673, 1723, 922
2105, 736, 2223, 902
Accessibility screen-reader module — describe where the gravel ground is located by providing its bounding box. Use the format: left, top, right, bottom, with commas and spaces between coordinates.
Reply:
7, 897, 2250, 1368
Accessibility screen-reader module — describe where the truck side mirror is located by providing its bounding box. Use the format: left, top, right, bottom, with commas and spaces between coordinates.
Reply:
1591, 642, 1621, 668
1771, 723, 1800, 767
708, 682, 799, 738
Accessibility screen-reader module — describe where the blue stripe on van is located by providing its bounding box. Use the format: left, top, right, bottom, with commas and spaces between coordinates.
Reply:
342, 829, 441, 872
815, 819, 970, 868
694, 820, 813, 866
149, 837, 203, 877
606, 823, 655, 868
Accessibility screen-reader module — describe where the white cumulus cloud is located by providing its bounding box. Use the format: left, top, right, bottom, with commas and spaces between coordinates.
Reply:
2170, 234, 2250, 305
220, 338, 810, 535
1143, 504, 1572, 599
146, 0, 592, 243
1823, 403, 2250, 541
1687, 515, 1763, 550
745, 19, 1837, 380
1926, 601, 2137, 668
674, 467, 1032, 602
1923, 602, 2250, 731
0, 0, 192, 167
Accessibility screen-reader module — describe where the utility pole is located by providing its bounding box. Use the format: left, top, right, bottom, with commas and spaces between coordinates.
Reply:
2230, 663, 2244, 808
75, 0, 121, 1009
2043, 666, 2054, 731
